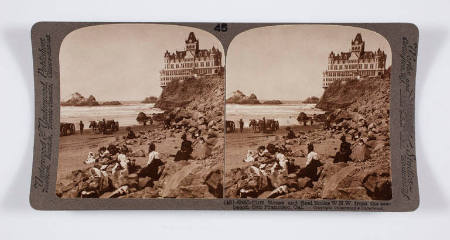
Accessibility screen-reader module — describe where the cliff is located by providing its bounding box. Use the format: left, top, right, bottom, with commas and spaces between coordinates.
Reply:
155, 77, 221, 110
316, 75, 389, 111
226, 90, 260, 104
151, 76, 225, 198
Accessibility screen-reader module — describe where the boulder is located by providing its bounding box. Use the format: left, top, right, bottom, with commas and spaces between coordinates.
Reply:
131, 149, 146, 157
297, 177, 313, 189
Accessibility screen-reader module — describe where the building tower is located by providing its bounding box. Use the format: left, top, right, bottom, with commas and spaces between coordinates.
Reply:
351, 33, 365, 58
185, 32, 199, 53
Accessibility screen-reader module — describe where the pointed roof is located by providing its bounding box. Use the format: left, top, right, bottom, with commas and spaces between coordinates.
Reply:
186, 32, 198, 43
352, 33, 363, 44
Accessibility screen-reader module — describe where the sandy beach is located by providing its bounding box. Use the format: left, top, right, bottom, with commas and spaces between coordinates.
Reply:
57, 123, 178, 186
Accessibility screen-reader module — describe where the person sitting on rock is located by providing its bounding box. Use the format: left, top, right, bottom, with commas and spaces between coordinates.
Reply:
85, 152, 96, 164
191, 129, 201, 140
266, 143, 289, 174
138, 142, 164, 180
174, 133, 193, 161
107, 144, 119, 155
111, 149, 129, 189
257, 145, 269, 158
97, 147, 111, 164
333, 135, 352, 163
286, 127, 296, 139
298, 143, 322, 180
126, 127, 137, 139
80, 166, 111, 198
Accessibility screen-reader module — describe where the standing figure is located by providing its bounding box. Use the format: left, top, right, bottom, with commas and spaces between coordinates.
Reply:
239, 119, 244, 133
79, 120, 84, 135
262, 117, 266, 133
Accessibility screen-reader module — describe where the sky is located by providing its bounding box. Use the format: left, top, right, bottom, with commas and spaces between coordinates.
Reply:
60, 24, 224, 101
226, 25, 392, 101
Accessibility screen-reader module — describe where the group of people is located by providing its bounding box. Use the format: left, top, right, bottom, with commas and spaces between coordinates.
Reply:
236, 124, 362, 198
174, 133, 212, 161
244, 141, 321, 180
80, 137, 166, 198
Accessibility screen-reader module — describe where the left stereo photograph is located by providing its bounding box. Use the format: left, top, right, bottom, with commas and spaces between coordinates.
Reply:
56, 24, 225, 199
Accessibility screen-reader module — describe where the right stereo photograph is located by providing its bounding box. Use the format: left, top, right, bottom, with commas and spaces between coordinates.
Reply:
224, 25, 392, 200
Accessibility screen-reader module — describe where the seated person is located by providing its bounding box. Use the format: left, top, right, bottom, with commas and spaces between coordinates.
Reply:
286, 127, 296, 139
333, 135, 352, 163
266, 143, 289, 174
126, 127, 137, 139
97, 147, 112, 164
174, 134, 193, 161
298, 143, 322, 180
138, 142, 164, 180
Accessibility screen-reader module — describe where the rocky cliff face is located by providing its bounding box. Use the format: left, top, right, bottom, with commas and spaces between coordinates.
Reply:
317, 73, 390, 111
155, 77, 224, 110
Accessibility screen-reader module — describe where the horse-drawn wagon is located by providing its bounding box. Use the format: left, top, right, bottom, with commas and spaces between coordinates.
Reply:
89, 120, 119, 134
249, 119, 279, 133
226, 120, 236, 133
60, 122, 75, 136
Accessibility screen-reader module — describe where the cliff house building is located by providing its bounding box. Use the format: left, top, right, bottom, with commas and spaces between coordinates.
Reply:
322, 33, 387, 89
160, 32, 223, 88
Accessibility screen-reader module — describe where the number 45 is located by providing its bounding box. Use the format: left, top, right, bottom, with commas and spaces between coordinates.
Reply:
214, 23, 228, 32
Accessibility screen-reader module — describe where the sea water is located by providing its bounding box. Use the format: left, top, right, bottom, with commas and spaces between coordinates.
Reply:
60, 102, 163, 128
226, 103, 325, 127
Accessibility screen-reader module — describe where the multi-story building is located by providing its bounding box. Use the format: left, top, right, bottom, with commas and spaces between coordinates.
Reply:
322, 33, 387, 89
160, 32, 223, 88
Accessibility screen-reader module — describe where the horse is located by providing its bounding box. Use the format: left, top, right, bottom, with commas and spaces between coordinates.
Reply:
89, 121, 98, 133
98, 120, 106, 134
264, 119, 279, 132
225, 121, 236, 133
249, 119, 258, 132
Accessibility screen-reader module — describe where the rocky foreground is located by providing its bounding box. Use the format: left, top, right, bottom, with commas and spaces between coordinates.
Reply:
225, 75, 392, 200
57, 76, 225, 198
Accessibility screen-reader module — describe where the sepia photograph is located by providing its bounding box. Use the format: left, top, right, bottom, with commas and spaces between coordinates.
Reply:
56, 24, 225, 199
225, 25, 392, 200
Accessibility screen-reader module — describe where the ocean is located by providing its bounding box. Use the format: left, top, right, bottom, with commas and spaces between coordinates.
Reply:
60, 102, 163, 127
226, 103, 325, 127
61, 102, 324, 129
